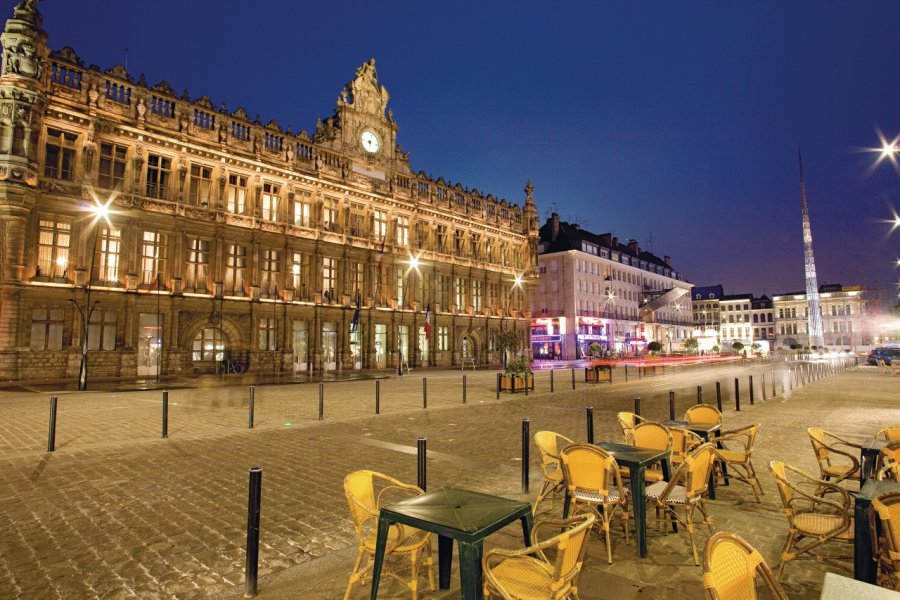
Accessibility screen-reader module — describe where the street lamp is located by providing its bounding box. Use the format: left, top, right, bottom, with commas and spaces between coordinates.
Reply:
72, 196, 114, 391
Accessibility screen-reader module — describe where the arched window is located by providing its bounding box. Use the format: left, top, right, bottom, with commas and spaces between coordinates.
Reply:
192, 327, 225, 361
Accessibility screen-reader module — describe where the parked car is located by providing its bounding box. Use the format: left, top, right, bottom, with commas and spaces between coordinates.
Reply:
867, 346, 900, 366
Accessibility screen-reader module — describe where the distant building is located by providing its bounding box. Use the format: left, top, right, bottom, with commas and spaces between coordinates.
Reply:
531, 213, 692, 360
691, 287, 774, 353
772, 284, 870, 350
0, 3, 537, 382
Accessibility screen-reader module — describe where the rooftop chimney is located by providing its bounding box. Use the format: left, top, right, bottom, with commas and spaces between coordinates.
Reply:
627, 239, 640, 255
664, 255, 671, 266
550, 213, 560, 242
611, 236, 618, 248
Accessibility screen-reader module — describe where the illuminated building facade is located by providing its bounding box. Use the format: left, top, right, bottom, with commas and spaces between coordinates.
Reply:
691, 286, 774, 353
773, 284, 871, 350
0, 2, 537, 382
532, 214, 692, 360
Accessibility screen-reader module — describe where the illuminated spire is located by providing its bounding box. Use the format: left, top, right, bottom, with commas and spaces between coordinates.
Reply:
798, 149, 824, 347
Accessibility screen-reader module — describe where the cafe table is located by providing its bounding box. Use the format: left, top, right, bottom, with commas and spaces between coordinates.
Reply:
855, 478, 900, 583
662, 419, 725, 499
563, 441, 670, 558
821, 571, 900, 599
370, 486, 532, 600
861, 438, 890, 481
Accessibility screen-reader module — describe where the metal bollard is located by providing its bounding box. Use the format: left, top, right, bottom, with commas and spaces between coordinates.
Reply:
638, 366, 642, 380
162, 389, 169, 439
697, 385, 702, 405
417, 437, 427, 492
550, 369, 554, 393
715, 381, 722, 412
522, 418, 530, 492
318, 383, 324, 421
245, 466, 263, 597
463, 375, 467, 404
423, 377, 428, 409
761, 374, 766, 401
734, 378, 741, 411
772, 372, 776, 397
47, 395, 58, 452
586, 407, 594, 444
634, 396, 641, 416
749, 376, 754, 405
571, 368, 576, 390
625, 365, 629, 382
248, 385, 255, 429
669, 390, 676, 420
496, 373, 501, 399
524, 372, 529, 396
375, 380, 380, 414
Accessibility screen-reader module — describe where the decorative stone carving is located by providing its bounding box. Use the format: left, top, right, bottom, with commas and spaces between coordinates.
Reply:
347, 58, 389, 117
4, 40, 42, 78
88, 83, 99, 107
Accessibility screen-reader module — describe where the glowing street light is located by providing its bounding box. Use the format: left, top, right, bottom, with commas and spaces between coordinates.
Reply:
72, 195, 116, 391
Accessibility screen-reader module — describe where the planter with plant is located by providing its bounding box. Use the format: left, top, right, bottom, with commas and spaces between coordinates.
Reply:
500, 356, 534, 392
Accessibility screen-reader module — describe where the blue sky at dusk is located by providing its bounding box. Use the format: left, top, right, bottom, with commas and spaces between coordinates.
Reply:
30, 0, 900, 302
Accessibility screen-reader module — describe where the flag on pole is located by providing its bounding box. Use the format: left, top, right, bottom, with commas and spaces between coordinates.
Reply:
375, 232, 386, 272
424, 304, 431, 338
351, 295, 361, 333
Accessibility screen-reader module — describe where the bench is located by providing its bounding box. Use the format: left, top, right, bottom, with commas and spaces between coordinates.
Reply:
461, 357, 477, 371
877, 359, 899, 376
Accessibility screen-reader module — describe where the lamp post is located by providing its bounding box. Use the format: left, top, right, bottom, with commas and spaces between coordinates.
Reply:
72, 197, 113, 391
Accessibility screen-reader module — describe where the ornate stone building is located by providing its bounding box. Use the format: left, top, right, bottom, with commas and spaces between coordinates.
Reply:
0, 2, 538, 383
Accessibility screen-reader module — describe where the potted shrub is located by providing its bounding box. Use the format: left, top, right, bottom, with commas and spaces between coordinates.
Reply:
500, 356, 534, 392
647, 341, 662, 357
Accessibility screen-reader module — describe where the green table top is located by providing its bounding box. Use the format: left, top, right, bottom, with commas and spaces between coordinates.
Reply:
858, 479, 900, 503
662, 419, 721, 435
597, 441, 669, 469
819, 572, 900, 599
380, 487, 531, 540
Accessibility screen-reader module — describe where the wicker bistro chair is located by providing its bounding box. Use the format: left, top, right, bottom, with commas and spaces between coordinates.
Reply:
807, 427, 861, 494
713, 424, 764, 503
670, 427, 704, 469
533, 431, 575, 516
878, 462, 900, 483
617, 411, 646, 444
630, 422, 673, 483
684, 404, 724, 428
645, 443, 717, 565
870, 491, 900, 591
878, 441, 900, 473
877, 427, 900, 442
482, 513, 595, 600
559, 443, 631, 564
768, 461, 853, 579
702, 531, 789, 600
343, 470, 435, 600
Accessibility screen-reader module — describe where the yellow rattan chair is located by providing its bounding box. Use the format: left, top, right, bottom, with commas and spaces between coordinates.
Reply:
878, 462, 900, 483
645, 443, 717, 565
877, 427, 900, 442
684, 404, 723, 427
878, 441, 900, 473
870, 491, 900, 591
559, 442, 630, 564
713, 424, 764, 503
533, 431, 574, 516
617, 411, 646, 444
768, 460, 853, 580
343, 470, 435, 600
631, 422, 673, 483
807, 427, 861, 493
483, 513, 595, 600
702, 531, 788, 600
670, 427, 704, 469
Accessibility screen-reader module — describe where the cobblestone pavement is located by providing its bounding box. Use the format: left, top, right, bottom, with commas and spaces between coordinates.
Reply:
0, 358, 894, 599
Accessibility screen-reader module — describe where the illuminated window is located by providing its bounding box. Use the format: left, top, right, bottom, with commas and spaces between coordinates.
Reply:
37, 219, 70, 278
185, 238, 209, 292
396, 267, 405, 307
322, 256, 336, 299
293, 195, 311, 227
455, 277, 466, 308
224, 243, 247, 295
261, 182, 279, 221
260, 248, 279, 297
96, 226, 121, 283
373, 210, 387, 241
226, 174, 248, 214
473, 280, 483, 312
395, 216, 409, 247
438, 326, 449, 351
192, 327, 224, 361
140, 230, 167, 286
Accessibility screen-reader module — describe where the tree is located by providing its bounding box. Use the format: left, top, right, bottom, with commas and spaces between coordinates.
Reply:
589, 342, 603, 358
647, 341, 662, 355
732, 341, 744, 353
683, 337, 699, 354
495, 329, 520, 368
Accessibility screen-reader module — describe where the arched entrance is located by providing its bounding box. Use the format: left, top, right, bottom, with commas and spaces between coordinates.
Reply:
185, 316, 244, 374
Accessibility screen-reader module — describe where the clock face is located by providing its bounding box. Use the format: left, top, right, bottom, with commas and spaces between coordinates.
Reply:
360, 129, 381, 154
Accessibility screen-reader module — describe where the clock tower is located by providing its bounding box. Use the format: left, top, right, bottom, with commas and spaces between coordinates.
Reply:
315, 58, 399, 166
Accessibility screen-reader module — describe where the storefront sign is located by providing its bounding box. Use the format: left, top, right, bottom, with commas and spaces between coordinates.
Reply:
531, 335, 561, 343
